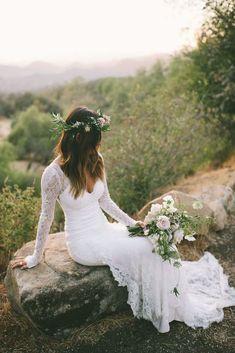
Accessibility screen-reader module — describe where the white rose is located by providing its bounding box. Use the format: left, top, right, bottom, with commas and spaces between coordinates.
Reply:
144, 212, 156, 223
150, 203, 162, 215
149, 233, 160, 242
162, 195, 174, 204
173, 229, 184, 243
144, 228, 150, 235
103, 114, 111, 123
184, 234, 196, 241
165, 204, 177, 213
156, 215, 171, 230
98, 117, 106, 126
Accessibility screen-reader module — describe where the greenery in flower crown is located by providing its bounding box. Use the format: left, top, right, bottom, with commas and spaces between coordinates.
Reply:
49, 108, 111, 141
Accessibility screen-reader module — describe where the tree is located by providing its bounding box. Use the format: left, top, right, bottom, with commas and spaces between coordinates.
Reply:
188, 0, 235, 137
0, 141, 17, 174
8, 105, 55, 165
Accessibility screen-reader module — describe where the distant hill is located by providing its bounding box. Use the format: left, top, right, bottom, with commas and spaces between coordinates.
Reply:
0, 53, 171, 94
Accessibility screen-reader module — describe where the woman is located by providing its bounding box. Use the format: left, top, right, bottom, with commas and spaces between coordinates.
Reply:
11, 106, 235, 333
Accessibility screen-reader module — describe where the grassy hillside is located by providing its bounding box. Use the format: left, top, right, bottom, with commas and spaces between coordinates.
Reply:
0, 56, 233, 213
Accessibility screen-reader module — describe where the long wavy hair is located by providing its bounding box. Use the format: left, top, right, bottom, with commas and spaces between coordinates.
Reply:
53, 106, 105, 199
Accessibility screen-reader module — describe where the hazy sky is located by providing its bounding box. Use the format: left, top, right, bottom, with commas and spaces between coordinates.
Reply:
0, 0, 205, 66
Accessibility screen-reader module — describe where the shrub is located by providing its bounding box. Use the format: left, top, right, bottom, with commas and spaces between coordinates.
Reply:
0, 179, 65, 273
8, 105, 56, 164
0, 182, 40, 271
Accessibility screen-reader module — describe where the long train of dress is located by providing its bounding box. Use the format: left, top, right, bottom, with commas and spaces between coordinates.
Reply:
24, 153, 235, 333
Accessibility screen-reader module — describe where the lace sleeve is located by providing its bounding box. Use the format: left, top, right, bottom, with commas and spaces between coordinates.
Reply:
24, 165, 62, 268
98, 152, 137, 226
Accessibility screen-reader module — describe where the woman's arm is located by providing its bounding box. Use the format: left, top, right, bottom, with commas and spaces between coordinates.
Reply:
98, 152, 137, 226
98, 174, 137, 226
24, 166, 62, 268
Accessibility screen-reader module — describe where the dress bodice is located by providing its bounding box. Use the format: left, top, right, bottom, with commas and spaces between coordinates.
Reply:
59, 178, 104, 205
24, 152, 137, 268
54, 166, 108, 234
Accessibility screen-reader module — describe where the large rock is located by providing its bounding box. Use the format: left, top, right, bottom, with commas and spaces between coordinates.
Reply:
4, 232, 129, 337
196, 184, 235, 230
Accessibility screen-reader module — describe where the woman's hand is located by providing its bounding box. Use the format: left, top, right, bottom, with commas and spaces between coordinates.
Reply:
135, 220, 145, 228
10, 256, 28, 270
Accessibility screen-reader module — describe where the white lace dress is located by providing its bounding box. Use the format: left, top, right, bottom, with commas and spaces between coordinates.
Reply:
24, 152, 235, 333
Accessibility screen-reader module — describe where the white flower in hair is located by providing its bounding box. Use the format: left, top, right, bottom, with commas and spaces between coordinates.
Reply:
50, 107, 111, 141
73, 121, 81, 128
85, 125, 91, 132
97, 117, 106, 126
103, 115, 111, 123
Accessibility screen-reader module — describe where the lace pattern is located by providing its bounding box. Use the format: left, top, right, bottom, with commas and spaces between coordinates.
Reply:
98, 248, 179, 333
24, 166, 63, 268
100, 250, 235, 333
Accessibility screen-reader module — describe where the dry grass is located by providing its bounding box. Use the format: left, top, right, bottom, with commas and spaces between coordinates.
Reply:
67, 312, 135, 346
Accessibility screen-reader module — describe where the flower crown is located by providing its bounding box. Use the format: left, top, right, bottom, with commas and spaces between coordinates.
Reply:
49, 108, 111, 140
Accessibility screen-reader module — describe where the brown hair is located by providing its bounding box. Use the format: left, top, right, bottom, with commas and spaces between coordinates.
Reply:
53, 106, 105, 199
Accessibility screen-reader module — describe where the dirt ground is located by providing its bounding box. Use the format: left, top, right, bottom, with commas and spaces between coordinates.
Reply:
157, 151, 235, 198
0, 116, 11, 142
1, 154, 235, 353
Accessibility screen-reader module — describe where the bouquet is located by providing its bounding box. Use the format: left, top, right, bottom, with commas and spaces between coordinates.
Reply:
127, 195, 213, 296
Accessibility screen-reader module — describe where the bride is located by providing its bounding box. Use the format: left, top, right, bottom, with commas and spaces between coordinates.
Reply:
11, 106, 235, 333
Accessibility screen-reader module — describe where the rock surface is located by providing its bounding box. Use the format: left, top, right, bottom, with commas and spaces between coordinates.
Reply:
197, 184, 235, 230
4, 232, 129, 337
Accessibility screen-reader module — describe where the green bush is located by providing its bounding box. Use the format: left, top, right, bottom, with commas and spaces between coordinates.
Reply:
0, 181, 64, 272
0, 141, 17, 173
8, 105, 56, 164
0, 91, 62, 118
0, 170, 41, 195
0, 182, 40, 271
0, 140, 42, 193
102, 91, 229, 215
187, 0, 235, 138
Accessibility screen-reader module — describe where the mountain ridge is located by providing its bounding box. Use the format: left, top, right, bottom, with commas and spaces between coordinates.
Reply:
0, 53, 172, 94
